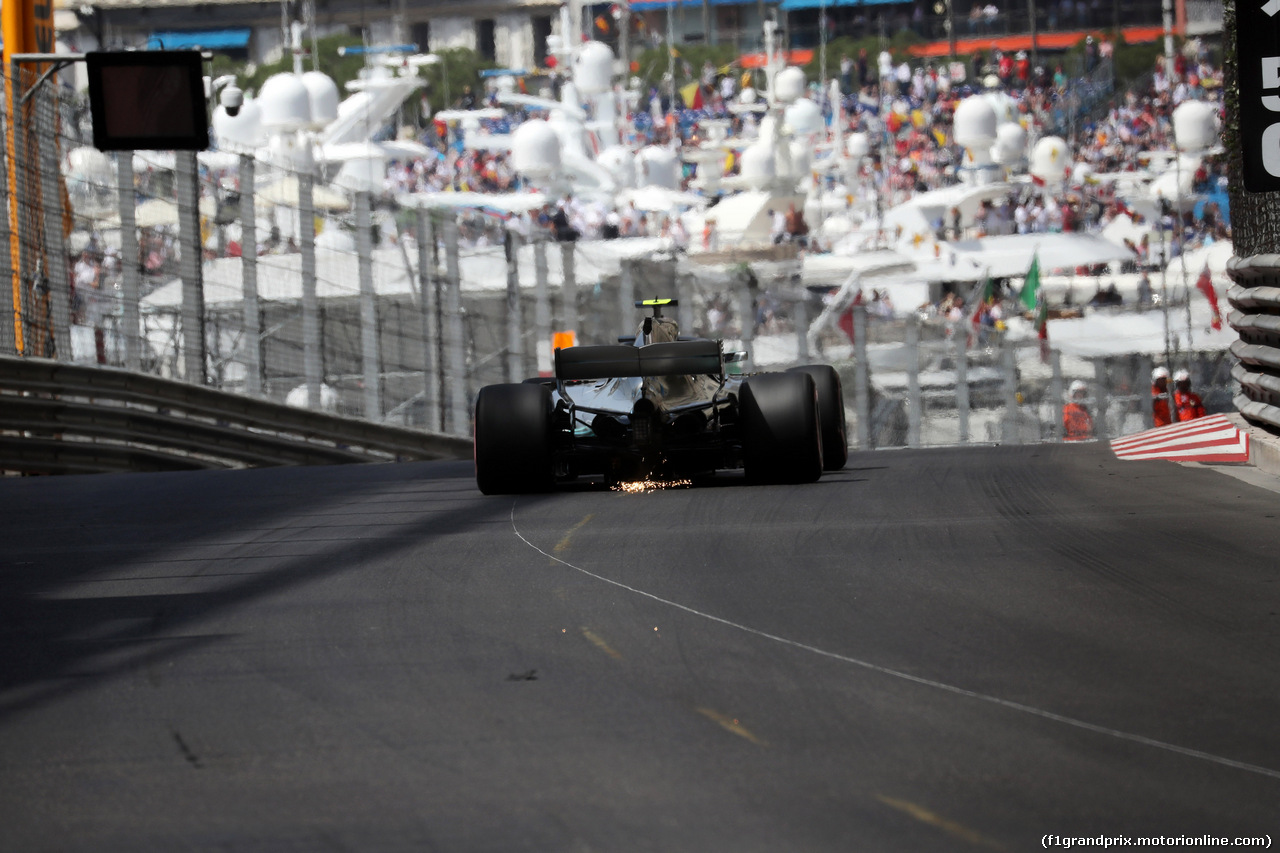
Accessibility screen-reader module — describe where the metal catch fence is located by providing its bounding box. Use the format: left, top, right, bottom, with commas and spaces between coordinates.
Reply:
2, 67, 1237, 452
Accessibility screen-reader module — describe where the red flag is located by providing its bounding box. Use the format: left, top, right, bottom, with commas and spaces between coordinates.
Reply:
1195, 264, 1222, 331
968, 276, 992, 349
837, 307, 855, 343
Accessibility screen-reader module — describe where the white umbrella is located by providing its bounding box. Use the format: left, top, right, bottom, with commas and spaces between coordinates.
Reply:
92, 196, 217, 229
256, 176, 350, 211
398, 190, 549, 215
946, 232, 1137, 279
618, 185, 704, 213
322, 139, 433, 163
135, 199, 179, 228
1165, 239, 1233, 278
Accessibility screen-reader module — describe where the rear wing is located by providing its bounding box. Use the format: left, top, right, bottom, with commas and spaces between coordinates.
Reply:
555, 341, 723, 381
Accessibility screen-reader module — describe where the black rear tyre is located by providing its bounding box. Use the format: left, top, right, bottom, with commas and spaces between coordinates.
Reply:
474, 383, 554, 495
787, 364, 848, 470
740, 372, 823, 484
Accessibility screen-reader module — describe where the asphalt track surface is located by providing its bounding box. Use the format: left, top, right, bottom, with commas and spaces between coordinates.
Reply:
1, 443, 1278, 851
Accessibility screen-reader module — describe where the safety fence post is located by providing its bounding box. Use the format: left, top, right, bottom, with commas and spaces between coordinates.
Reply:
238, 153, 260, 395
0, 70, 12, 357
1000, 343, 1019, 444
1050, 349, 1065, 441
443, 212, 467, 436
1093, 357, 1110, 441
618, 257, 634, 339
355, 190, 380, 419
561, 241, 578, 344
298, 167, 321, 409
954, 327, 969, 444
906, 314, 921, 447
793, 283, 809, 365
505, 232, 522, 383
36, 84, 70, 362
414, 207, 440, 431
853, 304, 870, 449
534, 238, 551, 377
737, 277, 754, 373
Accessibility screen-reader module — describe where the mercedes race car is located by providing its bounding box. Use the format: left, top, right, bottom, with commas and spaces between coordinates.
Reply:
474, 299, 847, 494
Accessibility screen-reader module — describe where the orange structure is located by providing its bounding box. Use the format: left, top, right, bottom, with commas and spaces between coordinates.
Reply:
2, 0, 56, 353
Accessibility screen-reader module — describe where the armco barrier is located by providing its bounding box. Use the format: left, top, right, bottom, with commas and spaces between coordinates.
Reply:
0, 356, 472, 475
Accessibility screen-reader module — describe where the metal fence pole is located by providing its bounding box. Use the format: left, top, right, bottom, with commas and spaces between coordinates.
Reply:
906, 315, 921, 446
854, 304, 870, 449
1093, 357, 1110, 441
118, 151, 142, 371
506, 231, 522, 382
443, 213, 468, 435
175, 150, 205, 384
1137, 353, 1154, 429
737, 279, 754, 372
954, 329, 970, 443
11, 65, 35, 353
677, 272, 694, 335
619, 257, 634, 338
415, 207, 439, 430
355, 190, 380, 418
534, 238, 551, 376
561, 241, 578, 344
299, 170, 321, 408
35, 89, 70, 362
0, 78, 16, 357
793, 285, 809, 364
1000, 343, 1019, 444
238, 153, 261, 395
1050, 349, 1065, 441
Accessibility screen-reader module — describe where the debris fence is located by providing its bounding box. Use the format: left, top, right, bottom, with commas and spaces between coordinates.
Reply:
2, 68, 1236, 450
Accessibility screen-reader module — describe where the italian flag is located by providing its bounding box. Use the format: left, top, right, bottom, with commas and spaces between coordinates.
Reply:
1020, 253, 1041, 312
1021, 253, 1049, 361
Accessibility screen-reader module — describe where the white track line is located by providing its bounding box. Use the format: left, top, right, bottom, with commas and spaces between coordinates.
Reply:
511, 503, 1280, 782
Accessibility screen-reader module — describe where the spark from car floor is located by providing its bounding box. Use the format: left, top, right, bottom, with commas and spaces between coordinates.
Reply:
613, 479, 693, 494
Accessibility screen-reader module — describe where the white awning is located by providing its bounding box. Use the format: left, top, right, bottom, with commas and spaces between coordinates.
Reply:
947, 232, 1137, 279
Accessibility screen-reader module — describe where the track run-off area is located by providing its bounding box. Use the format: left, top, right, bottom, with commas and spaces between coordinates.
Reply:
1, 443, 1277, 851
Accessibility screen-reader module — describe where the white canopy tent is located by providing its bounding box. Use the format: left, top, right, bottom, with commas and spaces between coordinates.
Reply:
945, 232, 1138, 279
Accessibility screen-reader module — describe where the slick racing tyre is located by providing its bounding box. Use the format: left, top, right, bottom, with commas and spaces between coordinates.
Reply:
474, 383, 554, 495
740, 372, 823, 484
787, 364, 848, 471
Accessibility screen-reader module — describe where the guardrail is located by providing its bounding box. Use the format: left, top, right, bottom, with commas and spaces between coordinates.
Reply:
0, 356, 472, 475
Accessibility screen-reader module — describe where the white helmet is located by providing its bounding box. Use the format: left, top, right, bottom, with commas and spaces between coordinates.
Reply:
1152, 366, 1169, 381
1174, 369, 1190, 383
1069, 380, 1088, 397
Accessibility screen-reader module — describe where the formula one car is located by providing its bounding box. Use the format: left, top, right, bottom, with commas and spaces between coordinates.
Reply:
474, 299, 847, 494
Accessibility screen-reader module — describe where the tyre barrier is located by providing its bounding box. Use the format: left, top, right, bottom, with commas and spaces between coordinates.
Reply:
1228, 254, 1280, 434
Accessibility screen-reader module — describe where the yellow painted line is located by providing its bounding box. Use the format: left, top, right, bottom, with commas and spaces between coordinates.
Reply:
581, 627, 622, 660
695, 707, 768, 747
554, 514, 594, 553
876, 796, 1006, 851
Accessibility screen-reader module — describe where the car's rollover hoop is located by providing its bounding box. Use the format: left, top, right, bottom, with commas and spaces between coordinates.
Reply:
473, 300, 847, 494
